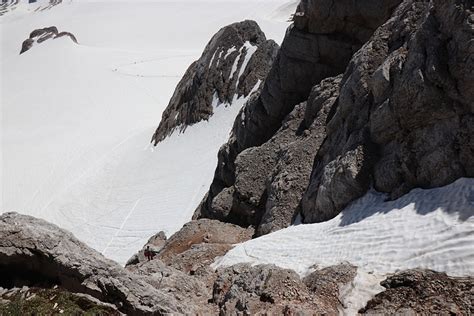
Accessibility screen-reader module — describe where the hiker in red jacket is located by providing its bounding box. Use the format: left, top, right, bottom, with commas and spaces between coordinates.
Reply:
144, 246, 155, 261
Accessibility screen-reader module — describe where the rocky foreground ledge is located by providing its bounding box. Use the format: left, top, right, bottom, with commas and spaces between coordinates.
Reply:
0, 212, 472, 315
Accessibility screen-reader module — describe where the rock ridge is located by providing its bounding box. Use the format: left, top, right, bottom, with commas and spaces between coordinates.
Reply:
20, 26, 78, 54
151, 20, 279, 144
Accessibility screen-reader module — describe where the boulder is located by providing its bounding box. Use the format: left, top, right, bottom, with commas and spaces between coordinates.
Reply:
360, 269, 474, 315
127, 260, 218, 314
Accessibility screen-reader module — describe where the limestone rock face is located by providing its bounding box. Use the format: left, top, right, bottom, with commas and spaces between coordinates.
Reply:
151, 20, 278, 144
198, 0, 474, 229
20, 26, 78, 54
196, 75, 342, 234
360, 269, 474, 315
0, 212, 187, 315
196, 0, 403, 228
302, 0, 474, 222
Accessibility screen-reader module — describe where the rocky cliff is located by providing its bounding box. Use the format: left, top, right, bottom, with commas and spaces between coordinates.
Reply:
195, 0, 474, 233
151, 20, 278, 144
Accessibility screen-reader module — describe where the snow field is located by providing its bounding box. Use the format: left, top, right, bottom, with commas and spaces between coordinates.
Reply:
1, 0, 296, 264
214, 178, 474, 313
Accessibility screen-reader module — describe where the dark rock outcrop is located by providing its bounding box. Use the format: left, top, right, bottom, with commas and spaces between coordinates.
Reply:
20, 26, 78, 54
212, 263, 357, 315
196, 75, 342, 234
2, 212, 471, 314
302, 0, 474, 222
0, 213, 254, 315
151, 20, 279, 144
197, 0, 474, 230
196, 0, 403, 228
360, 269, 474, 315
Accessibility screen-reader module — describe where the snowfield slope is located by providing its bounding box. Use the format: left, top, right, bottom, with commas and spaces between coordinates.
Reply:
0, 0, 295, 264
215, 178, 474, 313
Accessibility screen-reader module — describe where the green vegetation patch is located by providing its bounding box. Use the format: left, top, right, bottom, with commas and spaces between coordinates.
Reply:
0, 287, 120, 316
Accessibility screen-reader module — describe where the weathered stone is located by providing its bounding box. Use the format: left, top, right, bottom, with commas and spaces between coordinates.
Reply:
197, 0, 402, 230
199, 75, 342, 233
302, 0, 474, 222
0, 212, 188, 315
303, 263, 358, 311
212, 263, 357, 315
156, 219, 254, 264
127, 260, 217, 314
360, 269, 474, 315
56, 31, 78, 43
148, 219, 254, 287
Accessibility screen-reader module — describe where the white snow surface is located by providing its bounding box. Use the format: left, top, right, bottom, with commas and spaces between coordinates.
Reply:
1, 0, 295, 264
237, 41, 258, 80
214, 178, 474, 313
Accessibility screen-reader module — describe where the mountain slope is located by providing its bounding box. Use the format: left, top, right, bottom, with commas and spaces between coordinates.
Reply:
0, 0, 296, 264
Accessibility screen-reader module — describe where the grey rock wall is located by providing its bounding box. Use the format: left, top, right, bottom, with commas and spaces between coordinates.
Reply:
151, 20, 278, 144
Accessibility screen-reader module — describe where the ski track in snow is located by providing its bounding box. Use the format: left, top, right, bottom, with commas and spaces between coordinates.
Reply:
214, 178, 474, 314
102, 198, 141, 255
